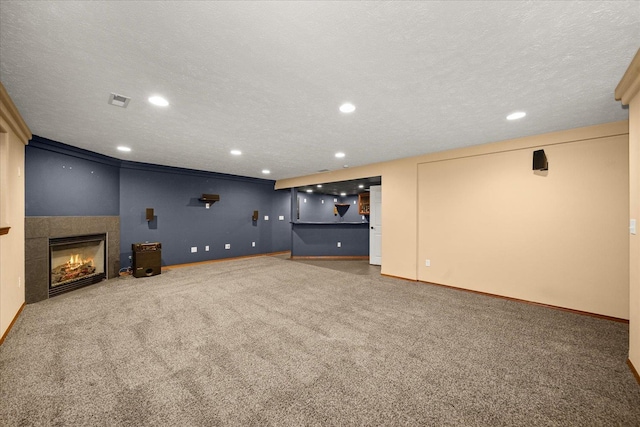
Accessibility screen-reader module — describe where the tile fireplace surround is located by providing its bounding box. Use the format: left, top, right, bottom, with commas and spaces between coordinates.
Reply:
25, 216, 120, 303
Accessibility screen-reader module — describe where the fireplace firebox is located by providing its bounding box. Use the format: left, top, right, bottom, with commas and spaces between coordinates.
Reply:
49, 233, 107, 297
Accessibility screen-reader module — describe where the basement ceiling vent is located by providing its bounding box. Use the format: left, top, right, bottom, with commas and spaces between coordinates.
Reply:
108, 93, 131, 108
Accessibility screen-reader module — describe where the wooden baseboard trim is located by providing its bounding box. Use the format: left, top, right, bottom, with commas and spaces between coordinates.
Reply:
0, 226, 10, 236
381, 273, 418, 282
415, 279, 629, 323
290, 256, 369, 260
0, 302, 25, 347
628, 359, 640, 386
162, 251, 291, 271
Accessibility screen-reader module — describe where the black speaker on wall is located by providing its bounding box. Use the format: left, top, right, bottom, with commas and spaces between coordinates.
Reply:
132, 242, 162, 278
146, 208, 154, 221
533, 149, 548, 171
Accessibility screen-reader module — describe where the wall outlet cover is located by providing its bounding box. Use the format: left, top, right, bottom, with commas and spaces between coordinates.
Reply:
225, 244, 231, 249
252, 242, 256, 247
205, 245, 209, 251
264, 215, 269, 221
337, 242, 341, 247
191, 247, 197, 253
279, 215, 284, 220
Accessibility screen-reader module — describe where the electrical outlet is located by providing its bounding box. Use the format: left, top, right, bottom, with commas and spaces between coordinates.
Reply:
425, 259, 431, 267
264, 215, 269, 221
337, 242, 341, 248
252, 242, 256, 247
205, 245, 209, 251
191, 247, 197, 253
279, 215, 284, 220
225, 243, 231, 250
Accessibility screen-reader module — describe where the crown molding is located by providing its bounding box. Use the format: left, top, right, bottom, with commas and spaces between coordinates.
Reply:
615, 48, 640, 105
0, 81, 32, 145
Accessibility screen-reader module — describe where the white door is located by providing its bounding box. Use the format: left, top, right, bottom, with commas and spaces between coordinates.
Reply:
369, 185, 382, 265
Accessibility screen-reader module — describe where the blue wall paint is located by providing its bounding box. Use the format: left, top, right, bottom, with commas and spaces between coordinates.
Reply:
24, 137, 292, 268
119, 164, 290, 267
291, 223, 369, 256
25, 136, 120, 216
298, 193, 368, 223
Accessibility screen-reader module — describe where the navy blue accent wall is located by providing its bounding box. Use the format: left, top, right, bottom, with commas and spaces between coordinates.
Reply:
297, 193, 367, 223
119, 162, 291, 267
291, 223, 369, 256
25, 136, 120, 216
24, 136, 292, 268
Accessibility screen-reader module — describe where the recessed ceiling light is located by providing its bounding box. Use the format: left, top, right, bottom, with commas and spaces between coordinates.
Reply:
358, 184, 364, 189
148, 96, 169, 107
340, 192, 347, 196
317, 184, 323, 188
262, 169, 270, 174
335, 152, 345, 158
339, 103, 356, 113
117, 146, 131, 152
230, 150, 242, 155
506, 111, 526, 120
306, 189, 313, 193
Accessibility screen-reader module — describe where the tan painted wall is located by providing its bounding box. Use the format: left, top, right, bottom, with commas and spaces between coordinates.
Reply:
0, 82, 30, 340
615, 48, 640, 375
417, 135, 629, 318
276, 121, 630, 316
628, 89, 639, 368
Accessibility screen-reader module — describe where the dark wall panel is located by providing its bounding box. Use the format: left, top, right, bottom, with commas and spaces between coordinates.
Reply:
119, 164, 291, 267
25, 136, 120, 216
298, 193, 366, 223
291, 223, 369, 256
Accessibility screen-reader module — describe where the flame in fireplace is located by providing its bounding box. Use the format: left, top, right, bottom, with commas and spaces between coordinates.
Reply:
67, 254, 93, 270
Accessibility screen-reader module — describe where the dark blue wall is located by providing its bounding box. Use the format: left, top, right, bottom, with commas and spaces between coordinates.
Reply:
291, 223, 369, 256
297, 193, 367, 223
119, 162, 290, 267
25, 136, 120, 216
24, 137, 291, 268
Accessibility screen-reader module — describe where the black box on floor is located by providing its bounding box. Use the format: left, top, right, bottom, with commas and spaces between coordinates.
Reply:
132, 242, 161, 278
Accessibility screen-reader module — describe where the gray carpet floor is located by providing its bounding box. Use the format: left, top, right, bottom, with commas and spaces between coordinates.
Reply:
1, 255, 639, 426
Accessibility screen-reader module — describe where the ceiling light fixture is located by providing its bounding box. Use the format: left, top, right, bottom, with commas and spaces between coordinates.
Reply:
339, 103, 356, 113
306, 189, 313, 193
117, 146, 131, 152
358, 184, 364, 189
335, 152, 345, 158
230, 150, 242, 155
340, 192, 347, 196
262, 169, 270, 174
506, 111, 526, 120
148, 96, 169, 107
317, 184, 323, 188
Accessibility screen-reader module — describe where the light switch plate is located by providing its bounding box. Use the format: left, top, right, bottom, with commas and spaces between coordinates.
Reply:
264, 215, 269, 221
205, 245, 209, 251
631, 219, 637, 235
225, 243, 230, 250
279, 215, 284, 220
191, 247, 197, 253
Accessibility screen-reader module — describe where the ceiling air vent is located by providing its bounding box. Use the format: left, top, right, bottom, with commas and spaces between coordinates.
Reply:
108, 93, 131, 108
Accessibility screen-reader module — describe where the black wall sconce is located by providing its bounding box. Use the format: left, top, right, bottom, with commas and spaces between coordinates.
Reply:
533, 149, 548, 171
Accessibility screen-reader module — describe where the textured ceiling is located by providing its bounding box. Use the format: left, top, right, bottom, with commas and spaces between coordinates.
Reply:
0, 1, 638, 181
